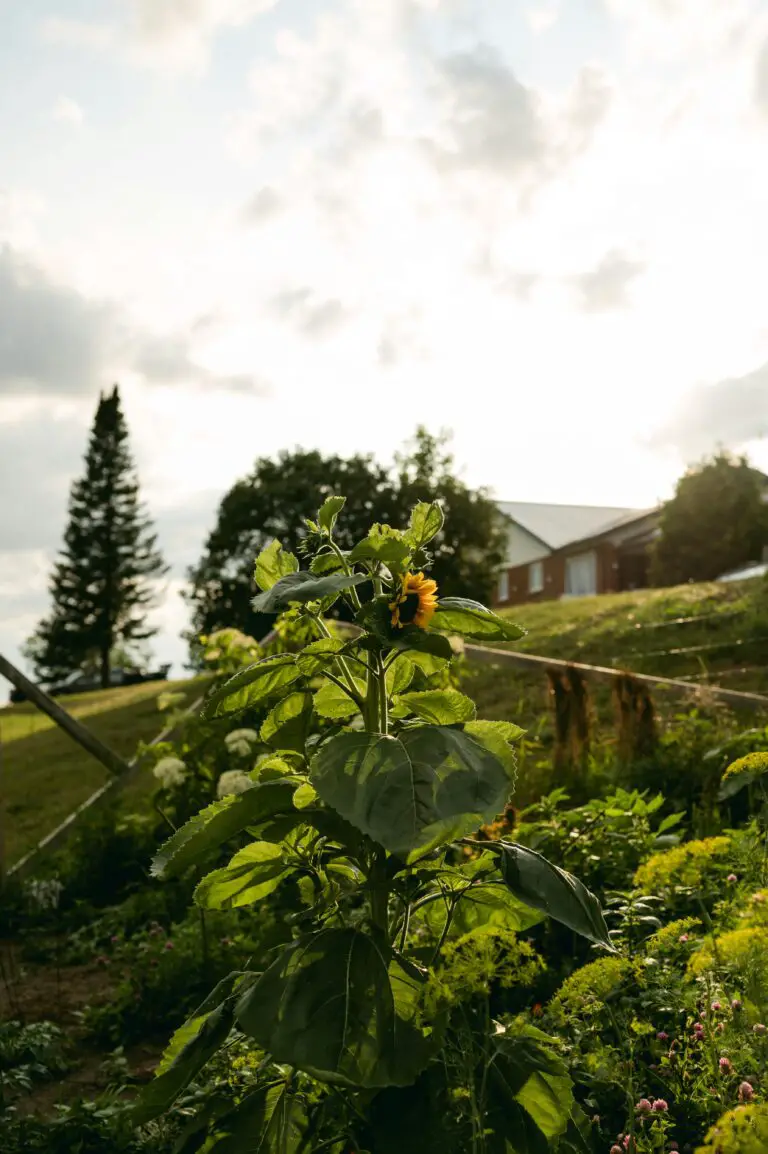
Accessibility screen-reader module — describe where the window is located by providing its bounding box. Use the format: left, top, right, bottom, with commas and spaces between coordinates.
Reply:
528, 561, 544, 594
564, 551, 598, 597
498, 569, 509, 602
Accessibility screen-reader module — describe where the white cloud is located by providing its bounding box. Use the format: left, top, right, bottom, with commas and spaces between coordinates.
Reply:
43, 0, 280, 75
51, 96, 84, 125
526, 5, 559, 35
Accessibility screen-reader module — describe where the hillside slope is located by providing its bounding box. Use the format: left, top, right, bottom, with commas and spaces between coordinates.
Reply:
496, 577, 768, 692
0, 678, 208, 866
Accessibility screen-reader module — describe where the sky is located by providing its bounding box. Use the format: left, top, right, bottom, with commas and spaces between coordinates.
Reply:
3, 0, 768, 684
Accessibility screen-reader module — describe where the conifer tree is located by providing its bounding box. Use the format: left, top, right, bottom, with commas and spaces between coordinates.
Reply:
29, 385, 168, 687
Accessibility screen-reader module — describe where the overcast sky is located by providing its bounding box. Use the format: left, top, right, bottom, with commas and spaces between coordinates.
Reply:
3, 0, 768, 685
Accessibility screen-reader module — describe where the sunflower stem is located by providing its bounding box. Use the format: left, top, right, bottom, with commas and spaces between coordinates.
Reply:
314, 616, 361, 702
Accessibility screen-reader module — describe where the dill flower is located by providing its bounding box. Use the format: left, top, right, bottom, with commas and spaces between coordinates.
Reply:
695, 1102, 768, 1154
389, 571, 438, 630
688, 926, 768, 979
634, 837, 731, 891
645, 917, 701, 954
552, 956, 632, 1018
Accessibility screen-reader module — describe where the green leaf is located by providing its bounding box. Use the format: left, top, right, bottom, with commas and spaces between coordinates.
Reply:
252, 571, 368, 614
349, 524, 412, 569
404, 502, 444, 549
405, 650, 450, 677
718, 751, 768, 800
386, 655, 416, 696
235, 928, 433, 1088
296, 637, 348, 676
293, 782, 318, 809
495, 841, 614, 950
318, 494, 346, 534
309, 550, 346, 575
395, 688, 476, 725
391, 626, 453, 661
132, 974, 243, 1124
314, 677, 364, 720
464, 719, 524, 790
151, 779, 301, 878
483, 1030, 573, 1152
254, 539, 299, 592
194, 841, 295, 910
433, 597, 526, 642
311, 727, 513, 857
201, 1080, 307, 1153
201, 655, 302, 720
420, 857, 545, 938
260, 691, 313, 753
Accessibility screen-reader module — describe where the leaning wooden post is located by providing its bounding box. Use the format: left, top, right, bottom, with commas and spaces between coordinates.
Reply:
0, 653, 133, 780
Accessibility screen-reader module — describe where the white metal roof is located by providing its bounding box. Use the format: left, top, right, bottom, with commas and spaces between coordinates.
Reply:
718, 561, 768, 582
497, 501, 654, 550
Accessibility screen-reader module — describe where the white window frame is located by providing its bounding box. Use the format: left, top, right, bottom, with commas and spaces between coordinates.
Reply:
528, 560, 544, 594
498, 569, 510, 602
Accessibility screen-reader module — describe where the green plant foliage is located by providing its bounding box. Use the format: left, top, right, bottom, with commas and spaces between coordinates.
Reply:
394, 688, 476, 724
260, 691, 314, 752
254, 539, 299, 592
432, 597, 526, 642
135, 494, 615, 1151
310, 727, 513, 856
151, 778, 301, 878
200, 654, 302, 719
194, 842, 296, 909
236, 928, 434, 1087
494, 841, 614, 950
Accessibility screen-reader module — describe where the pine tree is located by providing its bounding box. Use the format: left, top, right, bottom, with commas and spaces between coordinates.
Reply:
29, 385, 169, 688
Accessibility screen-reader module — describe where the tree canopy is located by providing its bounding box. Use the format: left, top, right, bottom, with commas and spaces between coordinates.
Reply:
28, 385, 168, 687
185, 428, 507, 656
651, 451, 768, 586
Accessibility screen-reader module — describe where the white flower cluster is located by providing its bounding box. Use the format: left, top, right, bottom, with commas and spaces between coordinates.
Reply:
217, 770, 252, 798
224, 728, 260, 757
26, 877, 64, 910
153, 756, 188, 789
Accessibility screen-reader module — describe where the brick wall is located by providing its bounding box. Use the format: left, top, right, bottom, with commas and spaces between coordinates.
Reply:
495, 542, 622, 608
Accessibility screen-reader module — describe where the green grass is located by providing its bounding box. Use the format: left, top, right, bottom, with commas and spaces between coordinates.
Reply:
0, 678, 209, 866
494, 576, 768, 692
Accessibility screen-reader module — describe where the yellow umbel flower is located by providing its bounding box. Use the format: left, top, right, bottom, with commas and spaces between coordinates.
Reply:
390, 571, 438, 630
633, 836, 731, 891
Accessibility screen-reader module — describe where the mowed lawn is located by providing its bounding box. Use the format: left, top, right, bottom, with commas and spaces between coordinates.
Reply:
0, 678, 210, 866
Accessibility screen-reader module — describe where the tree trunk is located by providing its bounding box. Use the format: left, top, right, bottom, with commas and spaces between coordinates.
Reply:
100, 638, 111, 689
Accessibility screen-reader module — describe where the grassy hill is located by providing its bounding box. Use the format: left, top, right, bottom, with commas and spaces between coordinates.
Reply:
0, 678, 209, 867
2, 577, 766, 869
494, 576, 768, 693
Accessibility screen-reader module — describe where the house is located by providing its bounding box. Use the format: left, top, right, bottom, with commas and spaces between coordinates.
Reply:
494, 501, 661, 607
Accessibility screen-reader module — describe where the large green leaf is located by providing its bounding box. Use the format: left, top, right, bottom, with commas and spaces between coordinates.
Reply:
132, 973, 245, 1125
404, 502, 444, 549
252, 571, 369, 613
235, 928, 433, 1088
254, 539, 299, 592
201, 655, 302, 720
433, 597, 526, 642
495, 841, 614, 950
349, 525, 412, 569
202, 1081, 307, 1153
314, 677, 365, 719
464, 720, 524, 790
318, 494, 346, 534
310, 727, 513, 856
395, 688, 476, 725
151, 779, 301, 878
194, 842, 295, 909
260, 691, 313, 753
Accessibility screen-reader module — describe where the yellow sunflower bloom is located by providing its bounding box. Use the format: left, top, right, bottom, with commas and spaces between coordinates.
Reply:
389, 571, 438, 630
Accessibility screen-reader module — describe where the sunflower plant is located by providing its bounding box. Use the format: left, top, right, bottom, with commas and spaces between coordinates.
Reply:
133, 496, 613, 1152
